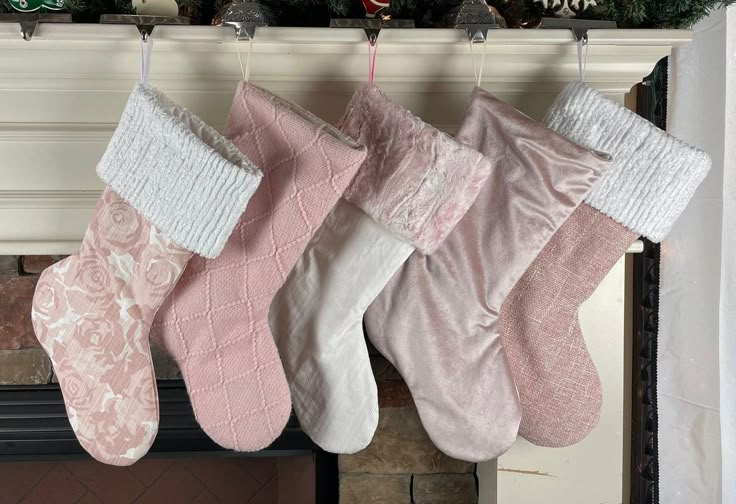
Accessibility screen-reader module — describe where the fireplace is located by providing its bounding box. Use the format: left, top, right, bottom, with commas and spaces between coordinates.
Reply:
0, 255, 337, 504
0, 255, 477, 504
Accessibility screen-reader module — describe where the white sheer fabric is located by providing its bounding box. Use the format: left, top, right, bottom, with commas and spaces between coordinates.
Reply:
664, 8, 735, 503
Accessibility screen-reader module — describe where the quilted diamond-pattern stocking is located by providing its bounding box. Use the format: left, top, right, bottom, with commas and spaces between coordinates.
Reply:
150, 82, 367, 451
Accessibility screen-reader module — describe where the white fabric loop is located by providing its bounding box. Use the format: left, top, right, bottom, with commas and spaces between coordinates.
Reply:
140, 33, 153, 86
235, 36, 254, 82
576, 33, 588, 82
468, 35, 488, 87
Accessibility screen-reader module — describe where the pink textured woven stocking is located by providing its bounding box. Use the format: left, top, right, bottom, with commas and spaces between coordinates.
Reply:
500, 82, 711, 447
363, 87, 610, 462
500, 205, 637, 446
150, 82, 367, 451
31, 86, 262, 466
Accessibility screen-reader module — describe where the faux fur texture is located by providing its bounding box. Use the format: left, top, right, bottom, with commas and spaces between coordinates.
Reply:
339, 84, 493, 254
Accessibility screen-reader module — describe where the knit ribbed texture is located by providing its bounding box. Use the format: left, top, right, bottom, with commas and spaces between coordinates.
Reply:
97, 85, 263, 258
339, 84, 493, 254
544, 81, 711, 243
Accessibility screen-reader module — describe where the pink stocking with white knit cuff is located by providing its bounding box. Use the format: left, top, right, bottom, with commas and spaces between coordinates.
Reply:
32, 85, 262, 466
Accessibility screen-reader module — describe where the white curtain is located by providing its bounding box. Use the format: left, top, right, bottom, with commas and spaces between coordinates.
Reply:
663, 8, 735, 503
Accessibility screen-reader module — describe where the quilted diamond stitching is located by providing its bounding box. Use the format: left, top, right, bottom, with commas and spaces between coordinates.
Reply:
151, 85, 365, 450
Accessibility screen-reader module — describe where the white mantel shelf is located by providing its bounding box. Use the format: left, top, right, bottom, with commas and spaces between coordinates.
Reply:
0, 26, 691, 254
0, 26, 691, 95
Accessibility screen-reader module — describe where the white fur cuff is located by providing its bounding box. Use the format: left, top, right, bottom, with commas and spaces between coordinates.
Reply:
544, 81, 710, 242
97, 85, 262, 258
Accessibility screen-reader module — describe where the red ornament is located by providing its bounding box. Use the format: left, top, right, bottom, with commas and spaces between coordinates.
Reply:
361, 0, 389, 17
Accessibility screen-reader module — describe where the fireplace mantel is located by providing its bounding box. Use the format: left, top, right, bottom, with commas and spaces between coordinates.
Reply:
0, 26, 689, 255
0, 25, 690, 504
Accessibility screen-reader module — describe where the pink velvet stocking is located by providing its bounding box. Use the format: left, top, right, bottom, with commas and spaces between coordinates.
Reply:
363, 87, 610, 462
150, 82, 366, 451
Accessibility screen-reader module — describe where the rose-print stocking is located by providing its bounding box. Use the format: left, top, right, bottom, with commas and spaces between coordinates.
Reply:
500, 81, 711, 447
150, 82, 367, 452
268, 84, 493, 454
31, 85, 262, 466
363, 87, 610, 462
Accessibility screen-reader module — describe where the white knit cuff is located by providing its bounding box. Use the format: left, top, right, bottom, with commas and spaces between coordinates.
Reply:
544, 81, 711, 242
97, 85, 262, 258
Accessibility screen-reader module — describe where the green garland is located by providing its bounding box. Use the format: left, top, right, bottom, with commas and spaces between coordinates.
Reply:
0, 0, 732, 29
387, 0, 733, 28
601, 0, 735, 28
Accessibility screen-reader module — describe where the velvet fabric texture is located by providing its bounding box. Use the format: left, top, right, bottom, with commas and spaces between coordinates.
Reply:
363, 86, 610, 462
501, 81, 712, 447
151, 82, 367, 451
269, 84, 494, 454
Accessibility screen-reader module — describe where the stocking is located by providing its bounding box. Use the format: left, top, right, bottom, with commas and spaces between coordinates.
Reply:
502, 81, 711, 447
364, 86, 610, 462
269, 84, 493, 454
31, 85, 261, 465
150, 82, 367, 451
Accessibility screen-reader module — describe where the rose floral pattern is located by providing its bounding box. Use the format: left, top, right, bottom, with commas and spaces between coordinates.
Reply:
31, 188, 191, 466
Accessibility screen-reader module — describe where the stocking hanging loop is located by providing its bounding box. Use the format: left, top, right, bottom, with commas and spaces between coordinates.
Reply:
468, 32, 487, 88
235, 35, 254, 82
576, 32, 589, 83
139, 29, 153, 87
367, 35, 378, 84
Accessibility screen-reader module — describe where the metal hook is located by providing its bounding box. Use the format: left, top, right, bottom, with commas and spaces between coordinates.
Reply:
366, 29, 378, 46
466, 27, 488, 44
99, 14, 189, 38
328, 17, 414, 44
226, 22, 259, 40
0, 12, 71, 41
572, 28, 588, 43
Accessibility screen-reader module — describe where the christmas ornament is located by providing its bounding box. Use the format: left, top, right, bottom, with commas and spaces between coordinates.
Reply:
503, 81, 710, 447
150, 82, 367, 452
270, 84, 493, 454
364, 86, 609, 462
361, 0, 388, 17
132, 0, 178, 17
534, 0, 596, 17
31, 85, 262, 466
8, 0, 60, 13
